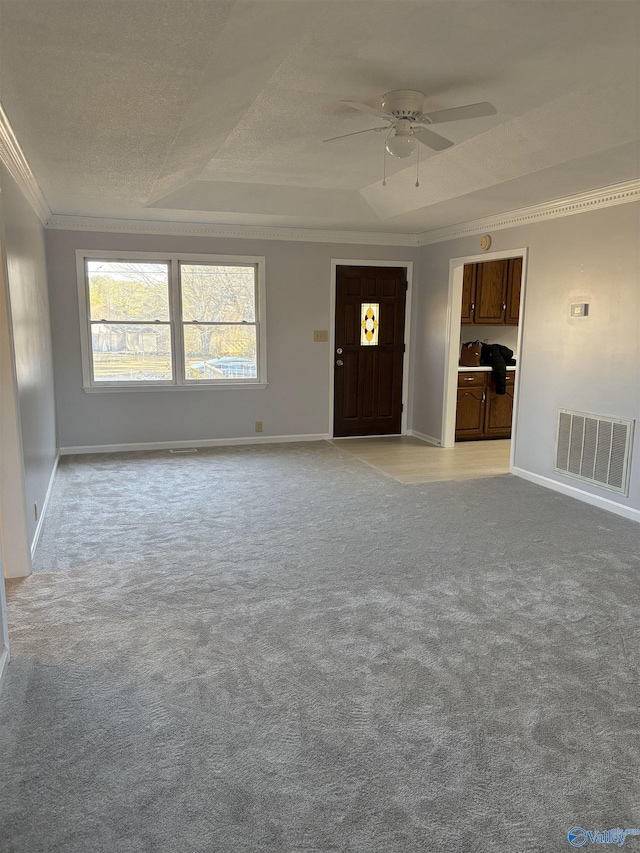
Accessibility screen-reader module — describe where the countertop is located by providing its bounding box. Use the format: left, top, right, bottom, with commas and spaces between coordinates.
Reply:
458, 365, 516, 372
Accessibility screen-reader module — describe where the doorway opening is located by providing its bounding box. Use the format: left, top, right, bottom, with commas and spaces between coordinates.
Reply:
442, 248, 528, 473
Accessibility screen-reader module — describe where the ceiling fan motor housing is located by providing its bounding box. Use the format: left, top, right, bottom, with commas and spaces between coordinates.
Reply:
381, 89, 425, 120
393, 119, 413, 136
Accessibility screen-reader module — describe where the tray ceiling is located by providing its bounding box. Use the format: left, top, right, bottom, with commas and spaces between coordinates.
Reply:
0, 0, 638, 234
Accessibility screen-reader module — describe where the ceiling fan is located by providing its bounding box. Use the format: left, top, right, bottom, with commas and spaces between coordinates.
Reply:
324, 89, 497, 158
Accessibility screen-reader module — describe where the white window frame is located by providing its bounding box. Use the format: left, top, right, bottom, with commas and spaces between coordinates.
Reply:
76, 250, 267, 391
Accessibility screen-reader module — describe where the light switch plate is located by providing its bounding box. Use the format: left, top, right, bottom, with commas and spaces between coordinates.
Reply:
313, 330, 328, 342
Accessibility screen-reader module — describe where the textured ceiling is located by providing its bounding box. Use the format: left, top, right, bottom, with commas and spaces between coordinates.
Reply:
1, 0, 638, 234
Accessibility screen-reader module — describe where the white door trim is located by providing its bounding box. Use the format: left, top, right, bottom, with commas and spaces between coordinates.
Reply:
442, 248, 529, 468
329, 259, 413, 439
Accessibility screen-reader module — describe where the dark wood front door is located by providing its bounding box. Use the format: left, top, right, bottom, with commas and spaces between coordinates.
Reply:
333, 265, 406, 437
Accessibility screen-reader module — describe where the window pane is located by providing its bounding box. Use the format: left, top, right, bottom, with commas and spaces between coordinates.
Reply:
91, 324, 173, 382
180, 264, 256, 323
360, 302, 380, 346
184, 324, 257, 380
87, 261, 170, 322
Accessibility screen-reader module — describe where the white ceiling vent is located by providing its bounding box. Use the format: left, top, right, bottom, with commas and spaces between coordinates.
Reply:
555, 409, 634, 495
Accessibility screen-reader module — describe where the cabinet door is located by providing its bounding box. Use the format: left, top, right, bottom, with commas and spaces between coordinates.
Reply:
506, 258, 522, 325
484, 375, 514, 437
455, 386, 486, 439
474, 260, 507, 324
460, 264, 477, 324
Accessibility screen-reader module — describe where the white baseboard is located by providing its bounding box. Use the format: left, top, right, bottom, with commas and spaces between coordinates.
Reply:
408, 429, 442, 446
60, 433, 331, 456
512, 467, 640, 524
0, 646, 9, 696
31, 451, 60, 559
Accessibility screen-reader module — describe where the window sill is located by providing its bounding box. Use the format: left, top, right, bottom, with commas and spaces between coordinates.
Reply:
83, 383, 268, 393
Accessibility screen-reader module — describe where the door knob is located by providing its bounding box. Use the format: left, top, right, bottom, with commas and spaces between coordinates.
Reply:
336, 359, 344, 366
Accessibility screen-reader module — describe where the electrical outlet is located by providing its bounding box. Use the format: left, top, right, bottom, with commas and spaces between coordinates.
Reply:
34, 503, 39, 521
255, 421, 263, 433
313, 330, 328, 342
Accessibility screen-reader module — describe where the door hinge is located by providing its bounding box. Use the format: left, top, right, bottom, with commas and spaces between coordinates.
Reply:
401, 403, 404, 412
405, 280, 408, 291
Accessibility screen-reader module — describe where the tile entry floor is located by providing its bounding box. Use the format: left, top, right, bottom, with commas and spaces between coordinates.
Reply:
329, 436, 511, 484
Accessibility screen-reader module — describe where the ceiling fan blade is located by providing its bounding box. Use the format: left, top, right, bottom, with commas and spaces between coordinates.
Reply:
341, 99, 391, 120
412, 127, 454, 151
323, 126, 389, 142
421, 101, 497, 124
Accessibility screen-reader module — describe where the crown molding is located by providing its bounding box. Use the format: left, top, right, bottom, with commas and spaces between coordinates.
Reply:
44, 215, 419, 247
417, 179, 640, 246
46, 178, 640, 247
0, 103, 51, 225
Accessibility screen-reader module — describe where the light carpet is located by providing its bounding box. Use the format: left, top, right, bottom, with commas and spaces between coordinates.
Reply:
1, 441, 640, 852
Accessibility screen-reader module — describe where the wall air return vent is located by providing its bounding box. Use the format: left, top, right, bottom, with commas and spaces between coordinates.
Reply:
555, 409, 634, 496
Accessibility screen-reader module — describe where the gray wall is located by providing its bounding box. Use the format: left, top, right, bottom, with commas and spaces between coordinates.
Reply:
414, 201, 640, 512
463, 325, 519, 358
1, 164, 57, 546
45, 229, 419, 448
0, 191, 31, 581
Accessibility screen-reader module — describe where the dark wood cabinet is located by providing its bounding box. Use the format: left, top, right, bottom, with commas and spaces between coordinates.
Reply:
474, 260, 507, 324
461, 265, 477, 325
455, 372, 486, 438
483, 372, 514, 438
505, 258, 522, 325
461, 257, 521, 325
456, 370, 515, 441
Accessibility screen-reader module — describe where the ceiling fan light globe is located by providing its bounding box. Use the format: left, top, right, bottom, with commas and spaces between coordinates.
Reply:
385, 134, 418, 159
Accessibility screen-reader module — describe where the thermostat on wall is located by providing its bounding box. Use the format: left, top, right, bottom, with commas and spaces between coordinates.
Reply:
571, 303, 589, 317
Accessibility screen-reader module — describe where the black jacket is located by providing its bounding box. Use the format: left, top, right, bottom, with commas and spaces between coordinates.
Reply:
480, 344, 515, 394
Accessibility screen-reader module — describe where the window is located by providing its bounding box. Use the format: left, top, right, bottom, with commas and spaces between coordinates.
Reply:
86, 260, 173, 383
180, 263, 258, 382
77, 251, 266, 389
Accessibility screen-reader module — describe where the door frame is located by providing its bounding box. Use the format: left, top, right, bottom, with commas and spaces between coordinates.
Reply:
329, 259, 413, 439
441, 247, 529, 470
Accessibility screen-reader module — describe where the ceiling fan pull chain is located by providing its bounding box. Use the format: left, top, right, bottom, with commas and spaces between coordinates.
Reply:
415, 143, 420, 188
382, 129, 393, 186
